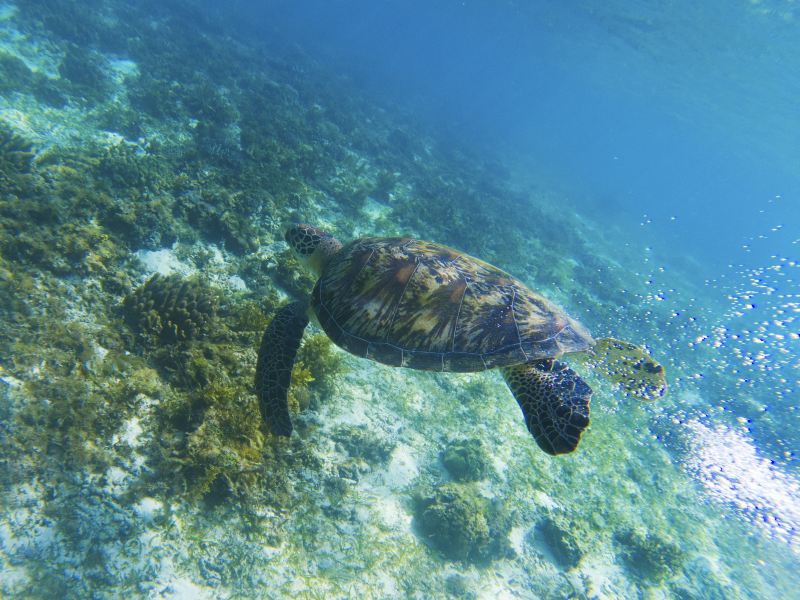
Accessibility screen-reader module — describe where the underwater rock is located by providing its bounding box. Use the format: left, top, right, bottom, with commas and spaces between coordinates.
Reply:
123, 274, 218, 343
441, 437, 491, 482
530, 516, 583, 570
614, 526, 684, 583
414, 483, 512, 563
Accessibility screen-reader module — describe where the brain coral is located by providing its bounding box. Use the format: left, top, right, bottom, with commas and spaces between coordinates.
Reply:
124, 274, 217, 343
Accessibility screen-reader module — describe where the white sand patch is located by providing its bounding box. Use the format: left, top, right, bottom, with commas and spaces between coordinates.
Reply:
114, 416, 144, 448
476, 562, 535, 600
228, 274, 248, 291
361, 197, 391, 220
533, 490, 560, 511
360, 486, 411, 530
0, 373, 23, 388
509, 526, 526, 556
162, 578, 212, 600
580, 552, 629, 598
490, 451, 510, 478
107, 57, 139, 84
382, 444, 419, 489
135, 246, 195, 277
93, 344, 109, 362
133, 497, 164, 525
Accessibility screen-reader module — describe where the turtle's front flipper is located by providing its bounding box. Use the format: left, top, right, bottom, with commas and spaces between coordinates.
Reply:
255, 301, 309, 436
502, 359, 592, 455
589, 338, 666, 400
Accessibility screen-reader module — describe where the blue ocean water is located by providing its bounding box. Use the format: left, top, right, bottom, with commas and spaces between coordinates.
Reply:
1, 0, 799, 597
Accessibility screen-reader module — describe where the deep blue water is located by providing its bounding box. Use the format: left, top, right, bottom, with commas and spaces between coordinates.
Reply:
219, 0, 800, 274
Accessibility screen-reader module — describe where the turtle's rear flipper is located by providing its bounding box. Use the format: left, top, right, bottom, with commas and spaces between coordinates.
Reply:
590, 338, 666, 400
255, 301, 309, 436
502, 359, 592, 455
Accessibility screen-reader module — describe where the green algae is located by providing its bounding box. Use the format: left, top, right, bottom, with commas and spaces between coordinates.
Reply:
295, 332, 345, 405
269, 248, 320, 298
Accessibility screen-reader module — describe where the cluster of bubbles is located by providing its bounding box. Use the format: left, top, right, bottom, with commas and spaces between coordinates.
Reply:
685, 417, 800, 552
617, 208, 798, 548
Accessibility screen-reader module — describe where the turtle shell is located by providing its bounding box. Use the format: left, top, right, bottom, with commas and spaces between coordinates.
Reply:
312, 237, 594, 372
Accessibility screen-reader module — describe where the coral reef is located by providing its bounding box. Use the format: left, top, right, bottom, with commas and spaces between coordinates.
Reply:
0, 124, 36, 174
123, 274, 218, 344
58, 43, 110, 103
614, 526, 684, 583
531, 516, 583, 570
414, 483, 512, 563
441, 437, 492, 482
95, 139, 167, 192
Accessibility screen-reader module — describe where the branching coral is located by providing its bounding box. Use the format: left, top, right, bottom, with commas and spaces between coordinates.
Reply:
123, 274, 218, 344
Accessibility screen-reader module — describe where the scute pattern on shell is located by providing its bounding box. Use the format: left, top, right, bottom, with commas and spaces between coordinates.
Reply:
313, 237, 593, 372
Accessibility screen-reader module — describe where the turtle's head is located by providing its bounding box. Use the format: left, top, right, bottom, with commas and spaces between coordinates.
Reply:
285, 223, 343, 276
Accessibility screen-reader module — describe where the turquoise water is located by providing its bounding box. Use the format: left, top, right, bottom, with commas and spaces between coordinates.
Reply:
0, 1, 798, 598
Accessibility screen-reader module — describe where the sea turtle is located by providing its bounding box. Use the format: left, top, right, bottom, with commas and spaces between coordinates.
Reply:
256, 224, 666, 455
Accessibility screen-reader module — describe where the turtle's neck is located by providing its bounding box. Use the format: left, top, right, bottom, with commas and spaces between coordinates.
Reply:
308, 235, 343, 276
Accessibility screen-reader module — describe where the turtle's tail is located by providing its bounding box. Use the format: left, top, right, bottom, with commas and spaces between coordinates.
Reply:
502, 359, 592, 455
588, 338, 666, 400
255, 301, 309, 436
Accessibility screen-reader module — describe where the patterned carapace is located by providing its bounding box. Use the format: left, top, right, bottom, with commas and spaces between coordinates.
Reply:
312, 237, 594, 372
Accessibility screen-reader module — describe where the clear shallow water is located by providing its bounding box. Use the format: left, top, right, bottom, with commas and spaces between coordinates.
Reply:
1, 0, 798, 598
